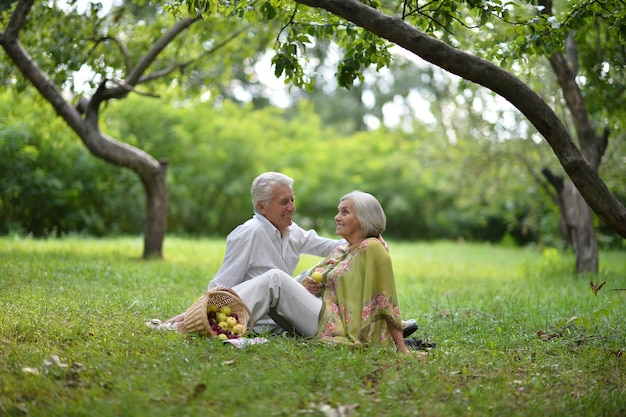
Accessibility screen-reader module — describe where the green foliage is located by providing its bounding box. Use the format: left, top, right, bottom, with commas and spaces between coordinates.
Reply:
174, 0, 626, 180
1, 238, 625, 416
337, 30, 392, 89
174, 0, 394, 90
3, 90, 625, 247
271, 42, 309, 90
0, 92, 143, 236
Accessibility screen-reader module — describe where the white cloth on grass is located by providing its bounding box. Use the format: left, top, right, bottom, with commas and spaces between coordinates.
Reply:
145, 319, 179, 331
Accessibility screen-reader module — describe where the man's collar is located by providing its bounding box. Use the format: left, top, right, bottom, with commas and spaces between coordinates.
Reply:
253, 213, 291, 237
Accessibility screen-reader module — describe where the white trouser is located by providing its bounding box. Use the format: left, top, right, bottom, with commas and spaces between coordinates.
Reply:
233, 268, 322, 337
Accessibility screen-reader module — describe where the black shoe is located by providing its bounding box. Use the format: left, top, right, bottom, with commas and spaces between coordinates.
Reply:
404, 338, 437, 351
402, 319, 419, 338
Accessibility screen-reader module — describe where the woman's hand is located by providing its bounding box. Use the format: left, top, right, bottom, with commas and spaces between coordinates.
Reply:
303, 276, 323, 296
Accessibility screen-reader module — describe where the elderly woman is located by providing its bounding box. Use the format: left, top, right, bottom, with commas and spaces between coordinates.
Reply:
233, 190, 411, 353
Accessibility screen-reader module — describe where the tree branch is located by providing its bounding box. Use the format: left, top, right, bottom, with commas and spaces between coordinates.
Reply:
85, 35, 132, 76
538, 0, 605, 168
139, 25, 250, 83
293, 0, 626, 237
100, 15, 202, 100
1, 0, 84, 134
2, 0, 33, 40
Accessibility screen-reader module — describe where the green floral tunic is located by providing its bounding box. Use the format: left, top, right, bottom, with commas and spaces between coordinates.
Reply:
312, 237, 403, 347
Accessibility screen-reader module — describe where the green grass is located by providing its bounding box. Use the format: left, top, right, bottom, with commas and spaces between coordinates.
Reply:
1, 236, 625, 417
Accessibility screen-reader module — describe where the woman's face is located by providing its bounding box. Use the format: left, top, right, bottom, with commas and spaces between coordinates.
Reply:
335, 199, 362, 245
258, 184, 295, 234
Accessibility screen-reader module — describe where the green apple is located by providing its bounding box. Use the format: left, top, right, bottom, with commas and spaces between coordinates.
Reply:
226, 316, 238, 328
311, 271, 323, 283
207, 304, 218, 313
216, 312, 227, 323
218, 321, 228, 331
219, 305, 232, 316
232, 324, 244, 335
217, 333, 228, 341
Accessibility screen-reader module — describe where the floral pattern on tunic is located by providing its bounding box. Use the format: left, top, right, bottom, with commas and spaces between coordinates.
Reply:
312, 237, 403, 348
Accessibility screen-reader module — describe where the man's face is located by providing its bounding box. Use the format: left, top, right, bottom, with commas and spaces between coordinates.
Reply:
258, 184, 295, 234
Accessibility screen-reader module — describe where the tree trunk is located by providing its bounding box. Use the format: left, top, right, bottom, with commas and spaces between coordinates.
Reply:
543, 167, 598, 272
142, 160, 169, 258
542, 10, 608, 273
539, 41, 603, 273
1, 0, 202, 259
562, 183, 598, 272
547, 166, 601, 274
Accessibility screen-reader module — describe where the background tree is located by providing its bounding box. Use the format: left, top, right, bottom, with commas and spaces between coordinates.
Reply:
0, 0, 273, 258
532, 0, 623, 272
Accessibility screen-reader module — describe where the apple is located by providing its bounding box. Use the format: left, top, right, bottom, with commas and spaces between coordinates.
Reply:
217, 333, 228, 341
207, 304, 218, 313
218, 321, 228, 331
311, 271, 323, 283
216, 312, 227, 323
226, 316, 238, 328
232, 324, 244, 335
219, 305, 232, 316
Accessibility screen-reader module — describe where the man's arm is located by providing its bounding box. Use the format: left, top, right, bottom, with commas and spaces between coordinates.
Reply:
295, 225, 344, 257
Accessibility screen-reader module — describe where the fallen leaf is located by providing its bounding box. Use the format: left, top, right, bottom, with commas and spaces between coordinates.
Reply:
537, 330, 560, 341
190, 383, 206, 399
21, 367, 40, 375
309, 403, 359, 417
43, 354, 68, 369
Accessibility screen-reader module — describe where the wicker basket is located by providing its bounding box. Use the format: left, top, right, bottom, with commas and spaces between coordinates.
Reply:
178, 287, 253, 337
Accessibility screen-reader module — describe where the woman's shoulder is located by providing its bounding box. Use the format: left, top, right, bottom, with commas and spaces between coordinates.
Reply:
359, 237, 389, 254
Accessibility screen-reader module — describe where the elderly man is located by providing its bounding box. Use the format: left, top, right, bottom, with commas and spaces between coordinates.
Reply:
165, 172, 339, 331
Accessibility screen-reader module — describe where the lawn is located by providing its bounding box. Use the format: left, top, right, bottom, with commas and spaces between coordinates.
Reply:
0, 236, 624, 417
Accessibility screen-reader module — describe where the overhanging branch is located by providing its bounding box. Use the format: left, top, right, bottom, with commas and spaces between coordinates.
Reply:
294, 0, 626, 237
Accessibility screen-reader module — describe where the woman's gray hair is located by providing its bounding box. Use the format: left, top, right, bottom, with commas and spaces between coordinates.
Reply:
251, 172, 294, 213
341, 190, 386, 238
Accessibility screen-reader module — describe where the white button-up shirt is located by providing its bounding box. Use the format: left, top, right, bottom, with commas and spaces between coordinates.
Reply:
208, 213, 342, 289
